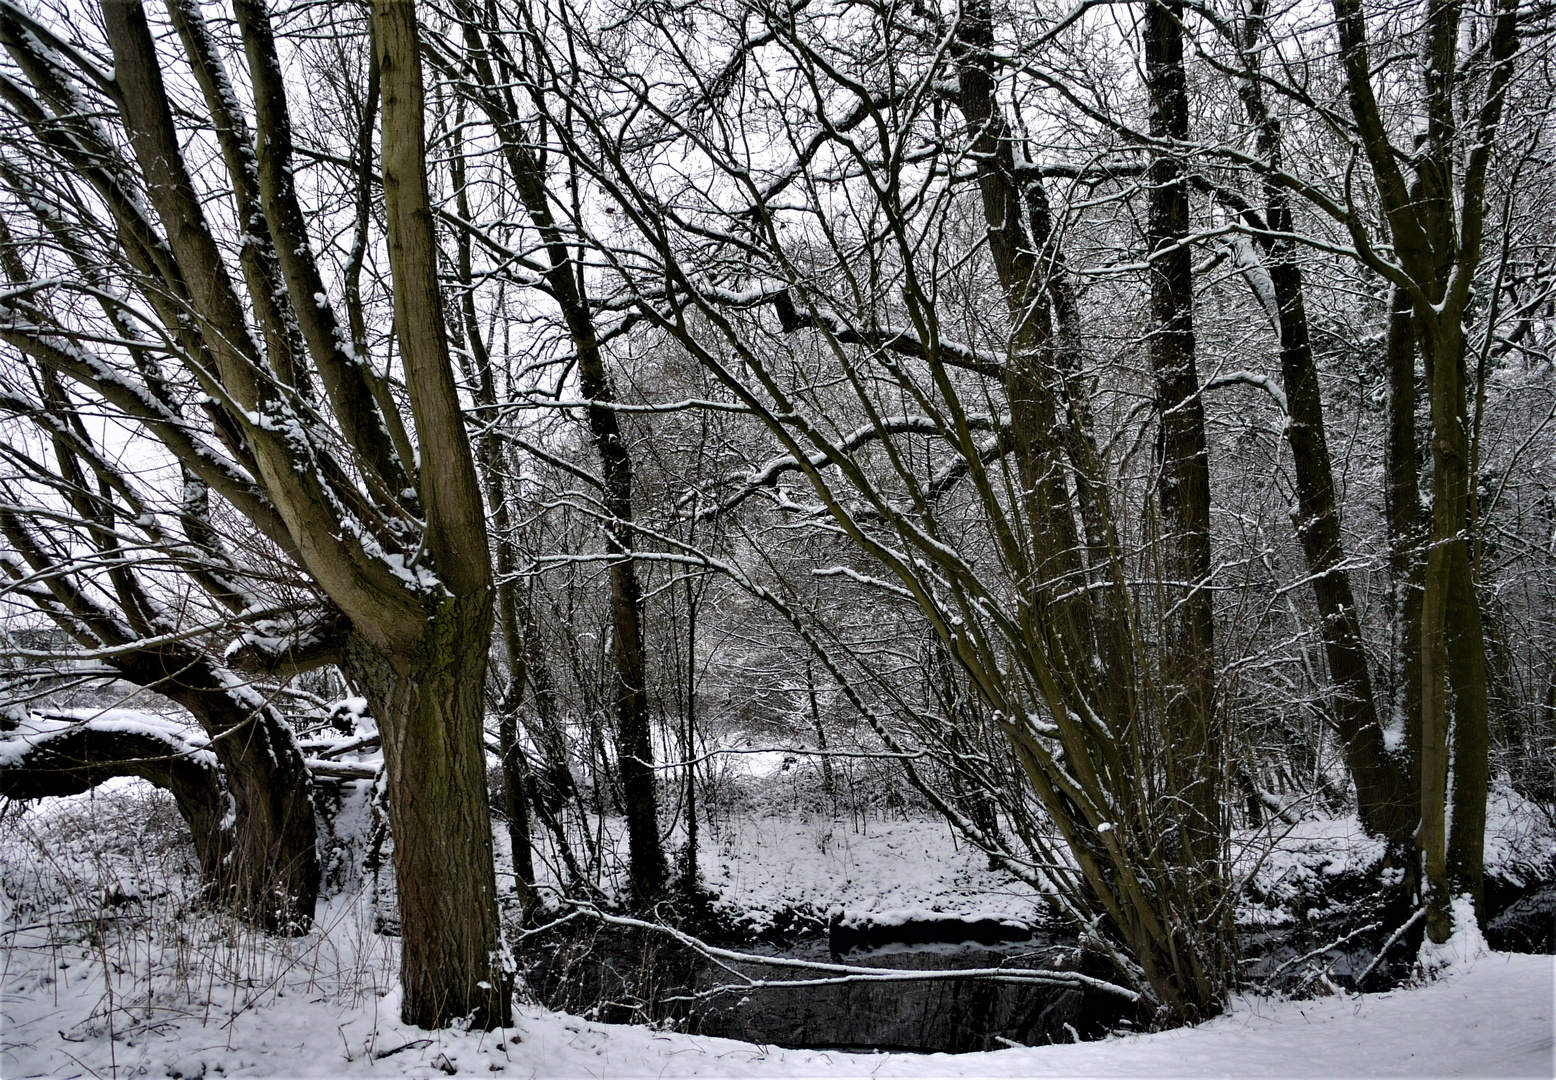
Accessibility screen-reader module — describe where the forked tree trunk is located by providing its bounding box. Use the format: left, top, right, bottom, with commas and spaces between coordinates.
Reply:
1, 0, 509, 1030
1230, 1, 1411, 848
1330, 0, 1518, 941
372, 0, 513, 1025
940, 0, 1229, 1020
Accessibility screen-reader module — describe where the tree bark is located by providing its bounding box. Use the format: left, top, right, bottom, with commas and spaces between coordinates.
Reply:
1419, 315, 1491, 938
1329, 0, 1517, 940
344, 620, 507, 1028
0, 0, 510, 1028
1384, 285, 1424, 814
1446, 543, 1489, 916
1271, 253, 1410, 843
1144, 0, 1220, 870
935, 0, 1228, 1018
678, 576, 702, 894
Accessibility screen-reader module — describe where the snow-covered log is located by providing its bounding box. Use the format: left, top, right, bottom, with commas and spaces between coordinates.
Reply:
0, 710, 231, 881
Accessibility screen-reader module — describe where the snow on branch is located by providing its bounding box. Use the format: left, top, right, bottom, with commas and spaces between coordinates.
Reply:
0, 708, 218, 798
700, 414, 1007, 519
1203, 371, 1287, 412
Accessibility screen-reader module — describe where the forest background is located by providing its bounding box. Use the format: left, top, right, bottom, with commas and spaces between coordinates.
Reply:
0, 0, 1553, 1041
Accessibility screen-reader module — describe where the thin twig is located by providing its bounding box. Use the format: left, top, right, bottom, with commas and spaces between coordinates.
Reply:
1261, 920, 1381, 982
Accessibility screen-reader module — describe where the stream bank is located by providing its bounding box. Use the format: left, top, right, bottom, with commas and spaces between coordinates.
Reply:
515, 864, 1555, 1053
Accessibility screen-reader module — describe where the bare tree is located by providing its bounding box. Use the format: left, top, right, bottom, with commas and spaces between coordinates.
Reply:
487, 0, 1244, 1019
1252, 0, 1525, 941
0, 215, 319, 931
432, 1, 670, 903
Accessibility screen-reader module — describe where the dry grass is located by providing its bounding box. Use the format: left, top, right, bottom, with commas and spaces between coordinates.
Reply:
1, 781, 400, 1066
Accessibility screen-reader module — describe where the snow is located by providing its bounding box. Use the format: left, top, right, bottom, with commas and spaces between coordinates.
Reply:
4, 791, 1553, 1079
1418, 895, 1492, 977
0, 708, 217, 770
830, 907, 1026, 931
1484, 783, 1556, 886
697, 815, 1045, 932
513, 810, 1045, 933
3, 889, 1550, 1078
1234, 815, 1389, 928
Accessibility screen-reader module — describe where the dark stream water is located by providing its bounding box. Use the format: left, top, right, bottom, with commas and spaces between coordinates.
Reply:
526, 917, 1138, 1052
516, 877, 1552, 1054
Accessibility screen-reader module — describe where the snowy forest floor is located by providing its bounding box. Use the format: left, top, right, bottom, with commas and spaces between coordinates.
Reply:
3, 781, 1554, 1079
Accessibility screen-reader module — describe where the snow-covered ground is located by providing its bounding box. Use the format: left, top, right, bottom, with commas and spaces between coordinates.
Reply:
4, 783, 1554, 1079
696, 812, 1045, 931
4, 898, 1550, 1079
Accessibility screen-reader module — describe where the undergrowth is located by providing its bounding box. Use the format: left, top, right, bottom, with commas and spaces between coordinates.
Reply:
1, 783, 399, 1068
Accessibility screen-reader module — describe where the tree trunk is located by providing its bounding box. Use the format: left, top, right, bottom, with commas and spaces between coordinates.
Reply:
605, 546, 669, 906
566, 234, 666, 907
952, 0, 1113, 710
937, 0, 1229, 1018
1384, 285, 1424, 817
0, 510, 319, 932
1446, 543, 1489, 917
1144, 0, 1220, 870
1268, 227, 1410, 846
452, 118, 537, 913
498, 708, 538, 907
345, 615, 509, 1029
446, 3, 667, 905
372, 0, 512, 1026
1230, 4, 1411, 849
194, 686, 319, 932
1419, 313, 1489, 942
1330, 0, 1519, 942
519, 597, 597, 890
806, 656, 837, 808
679, 576, 701, 893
